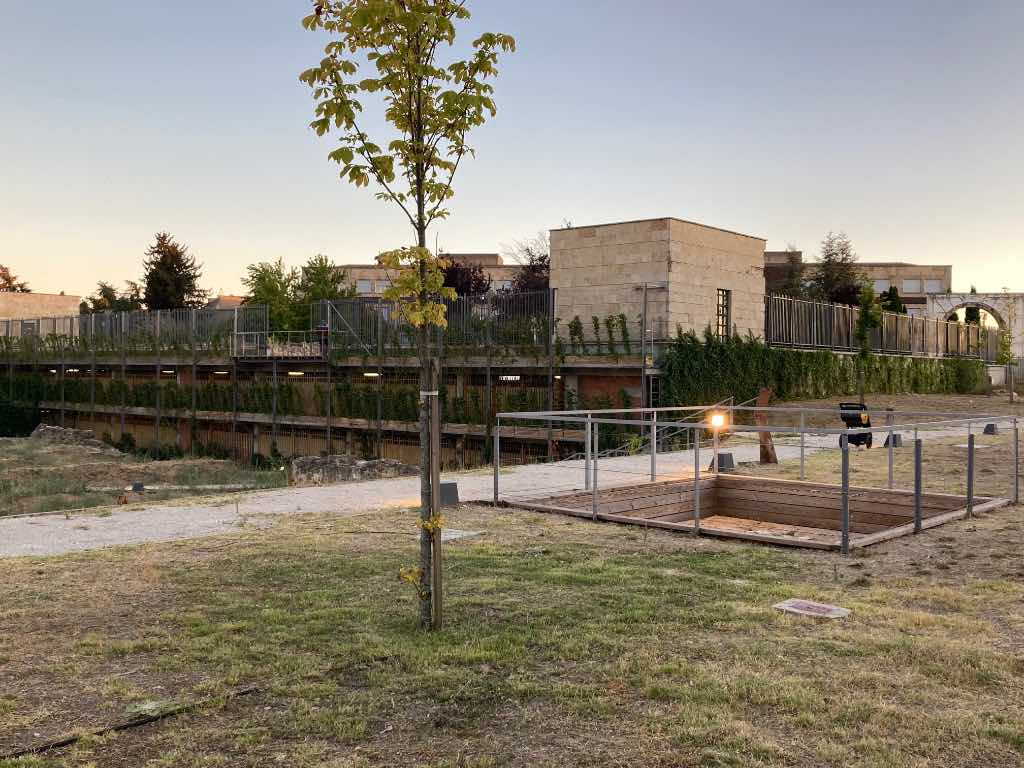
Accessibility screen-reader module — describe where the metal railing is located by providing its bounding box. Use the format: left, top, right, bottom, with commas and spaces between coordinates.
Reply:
764, 294, 999, 360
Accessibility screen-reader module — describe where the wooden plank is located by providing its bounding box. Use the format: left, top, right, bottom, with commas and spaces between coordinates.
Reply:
716, 489, 918, 524
696, 516, 838, 550
716, 484, 958, 516
850, 497, 1011, 548
715, 500, 890, 534
720, 473, 972, 509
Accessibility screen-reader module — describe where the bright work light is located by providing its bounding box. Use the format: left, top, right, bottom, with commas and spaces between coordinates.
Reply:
710, 413, 726, 429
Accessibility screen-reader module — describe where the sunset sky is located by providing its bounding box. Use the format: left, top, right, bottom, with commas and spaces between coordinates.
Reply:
1, 0, 1022, 298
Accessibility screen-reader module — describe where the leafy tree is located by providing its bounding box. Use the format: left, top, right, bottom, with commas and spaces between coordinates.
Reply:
0, 264, 30, 292
297, 253, 356, 303
879, 286, 906, 314
779, 244, 805, 297
302, 0, 514, 630
142, 232, 208, 309
964, 285, 981, 325
442, 259, 491, 295
854, 284, 882, 404
807, 231, 865, 306
505, 232, 550, 293
80, 281, 144, 313
242, 258, 302, 331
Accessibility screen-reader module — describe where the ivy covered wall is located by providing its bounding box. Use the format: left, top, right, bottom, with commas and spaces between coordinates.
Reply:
661, 330, 987, 406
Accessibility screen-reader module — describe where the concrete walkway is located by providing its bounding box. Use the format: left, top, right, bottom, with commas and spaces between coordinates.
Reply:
0, 425, 972, 559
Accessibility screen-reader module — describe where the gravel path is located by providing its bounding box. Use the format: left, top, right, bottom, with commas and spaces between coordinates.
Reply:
0, 425, 972, 559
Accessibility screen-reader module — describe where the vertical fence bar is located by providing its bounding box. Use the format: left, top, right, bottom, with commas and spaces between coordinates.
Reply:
967, 432, 975, 517
840, 434, 850, 554
584, 413, 592, 490
914, 438, 923, 533
492, 419, 500, 504
712, 425, 720, 475
693, 426, 701, 535
650, 412, 657, 482
591, 423, 599, 521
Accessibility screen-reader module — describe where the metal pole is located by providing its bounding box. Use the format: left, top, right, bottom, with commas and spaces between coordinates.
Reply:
271, 357, 278, 452
650, 411, 657, 482
967, 431, 975, 518
799, 410, 806, 481
712, 428, 720, 475
887, 407, 895, 490
640, 282, 648, 410
1014, 417, 1020, 505
591, 423, 599, 521
584, 412, 592, 490
913, 438, 923, 533
492, 419, 500, 504
693, 426, 701, 534
840, 434, 850, 554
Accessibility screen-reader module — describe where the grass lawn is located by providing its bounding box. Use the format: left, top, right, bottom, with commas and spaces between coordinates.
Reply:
2, 498, 1024, 767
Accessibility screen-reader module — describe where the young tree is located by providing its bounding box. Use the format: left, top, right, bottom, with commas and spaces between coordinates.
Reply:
964, 285, 981, 325
297, 254, 356, 303
442, 259, 491, 295
505, 232, 550, 293
302, 0, 514, 629
808, 232, 865, 306
80, 281, 144, 313
854, 284, 882, 405
142, 232, 208, 309
242, 258, 302, 331
0, 264, 30, 292
879, 286, 906, 314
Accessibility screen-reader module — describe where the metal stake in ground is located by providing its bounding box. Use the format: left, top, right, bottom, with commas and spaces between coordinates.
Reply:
967, 431, 975, 518
585, 412, 592, 490
591, 422, 599, 521
492, 419, 500, 505
1014, 417, 1020, 505
693, 426, 701, 535
914, 438, 923, 534
840, 433, 850, 554
650, 411, 657, 482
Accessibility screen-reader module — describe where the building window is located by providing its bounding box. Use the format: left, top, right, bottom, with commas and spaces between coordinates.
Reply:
356, 279, 373, 294
716, 289, 732, 338
902, 279, 922, 294
873, 279, 891, 293
924, 279, 943, 294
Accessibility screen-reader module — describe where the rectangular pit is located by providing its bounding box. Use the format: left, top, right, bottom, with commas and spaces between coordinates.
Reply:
511, 474, 1010, 550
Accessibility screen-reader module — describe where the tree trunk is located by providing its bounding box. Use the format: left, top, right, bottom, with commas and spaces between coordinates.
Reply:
857, 357, 866, 406
417, 304, 433, 629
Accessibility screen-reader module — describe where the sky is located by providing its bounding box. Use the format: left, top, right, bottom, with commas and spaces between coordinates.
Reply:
1, 0, 1022, 299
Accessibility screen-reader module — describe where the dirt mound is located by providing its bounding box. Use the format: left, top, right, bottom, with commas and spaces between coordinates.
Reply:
30, 425, 122, 455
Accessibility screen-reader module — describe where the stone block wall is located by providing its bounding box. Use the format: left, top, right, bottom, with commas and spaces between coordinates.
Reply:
551, 218, 765, 340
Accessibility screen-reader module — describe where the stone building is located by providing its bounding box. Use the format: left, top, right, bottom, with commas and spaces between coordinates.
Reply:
0, 291, 81, 320
337, 253, 522, 296
550, 217, 767, 339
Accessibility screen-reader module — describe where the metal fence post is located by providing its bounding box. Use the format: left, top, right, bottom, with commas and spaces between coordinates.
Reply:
886, 408, 895, 489
650, 411, 657, 482
585, 412, 592, 490
591, 423, 599, 521
840, 434, 850, 554
493, 419, 500, 505
914, 438, 923, 533
1014, 417, 1020, 505
693, 426, 701, 535
967, 431, 975, 518
799, 410, 806, 481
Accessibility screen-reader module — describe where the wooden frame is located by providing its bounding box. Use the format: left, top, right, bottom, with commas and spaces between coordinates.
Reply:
507, 474, 1011, 551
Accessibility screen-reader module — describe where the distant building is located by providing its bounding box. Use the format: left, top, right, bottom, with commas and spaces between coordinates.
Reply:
205, 294, 245, 311
859, 263, 952, 315
337, 253, 523, 296
764, 252, 953, 316
0, 291, 81, 320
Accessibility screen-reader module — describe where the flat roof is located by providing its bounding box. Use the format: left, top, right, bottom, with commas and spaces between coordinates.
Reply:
859, 262, 952, 268
550, 216, 766, 243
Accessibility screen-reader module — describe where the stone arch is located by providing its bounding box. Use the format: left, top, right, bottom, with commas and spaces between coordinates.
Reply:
942, 301, 1007, 330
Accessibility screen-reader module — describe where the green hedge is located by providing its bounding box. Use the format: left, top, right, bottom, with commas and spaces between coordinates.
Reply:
661, 330, 986, 405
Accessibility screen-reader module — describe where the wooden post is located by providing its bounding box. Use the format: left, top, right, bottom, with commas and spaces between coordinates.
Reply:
799, 410, 806, 481
492, 419, 500, 505
967, 431, 975, 518
1014, 418, 1020, 505
887, 407, 895, 490
430, 362, 443, 629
